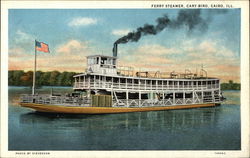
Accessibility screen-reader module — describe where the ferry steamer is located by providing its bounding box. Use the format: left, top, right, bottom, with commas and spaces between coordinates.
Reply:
20, 45, 223, 114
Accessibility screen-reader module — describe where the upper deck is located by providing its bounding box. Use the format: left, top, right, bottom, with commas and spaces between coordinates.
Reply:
73, 55, 220, 92
73, 73, 220, 92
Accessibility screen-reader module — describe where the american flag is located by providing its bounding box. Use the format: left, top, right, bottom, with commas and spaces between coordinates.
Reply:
35, 41, 49, 53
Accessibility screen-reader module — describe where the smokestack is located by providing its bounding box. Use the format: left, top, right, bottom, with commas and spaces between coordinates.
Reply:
113, 43, 118, 57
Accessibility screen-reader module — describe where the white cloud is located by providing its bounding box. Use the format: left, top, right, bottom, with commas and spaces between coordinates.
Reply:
68, 17, 97, 27
112, 29, 131, 36
15, 30, 35, 43
56, 40, 90, 55
197, 41, 231, 58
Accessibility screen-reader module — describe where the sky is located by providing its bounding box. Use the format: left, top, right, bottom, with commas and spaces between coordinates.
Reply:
8, 9, 240, 82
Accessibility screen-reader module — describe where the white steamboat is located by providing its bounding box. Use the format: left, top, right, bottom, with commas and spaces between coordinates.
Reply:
20, 44, 223, 114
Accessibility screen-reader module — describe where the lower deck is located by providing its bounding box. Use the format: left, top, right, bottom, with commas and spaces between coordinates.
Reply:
21, 89, 222, 108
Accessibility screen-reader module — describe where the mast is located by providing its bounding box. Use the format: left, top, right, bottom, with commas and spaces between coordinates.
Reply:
32, 40, 37, 95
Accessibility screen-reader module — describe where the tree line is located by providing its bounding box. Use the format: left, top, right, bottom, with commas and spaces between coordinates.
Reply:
8, 70, 77, 86
8, 70, 241, 90
220, 80, 240, 90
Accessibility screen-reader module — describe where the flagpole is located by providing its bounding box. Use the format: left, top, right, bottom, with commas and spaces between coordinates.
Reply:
32, 40, 37, 95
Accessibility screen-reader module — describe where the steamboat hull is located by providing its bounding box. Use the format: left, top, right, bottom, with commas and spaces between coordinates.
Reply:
20, 102, 217, 114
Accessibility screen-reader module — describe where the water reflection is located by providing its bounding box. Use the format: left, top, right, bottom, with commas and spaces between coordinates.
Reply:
20, 107, 221, 132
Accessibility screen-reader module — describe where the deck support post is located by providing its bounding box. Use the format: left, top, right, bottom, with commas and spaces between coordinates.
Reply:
88, 76, 91, 98
126, 78, 127, 89
151, 92, 153, 106
119, 77, 121, 89
111, 87, 113, 107
139, 79, 141, 90
132, 79, 134, 90
126, 91, 129, 107
94, 75, 96, 88
84, 75, 85, 88
150, 80, 152, 90
183, 92, 185, 104
111, 77, 113, 88
201, 91, 204, 103
139, 91, 141, 107
212, 90, 215, 103
163, 92, 165, 105
192, 90, 194, 104
173, 92, 175, 105
99, 75, 101, 88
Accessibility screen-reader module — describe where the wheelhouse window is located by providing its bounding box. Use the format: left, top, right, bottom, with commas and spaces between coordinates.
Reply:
100, 57, 116, 68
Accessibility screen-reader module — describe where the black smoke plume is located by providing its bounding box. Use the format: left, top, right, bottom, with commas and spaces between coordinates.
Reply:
113, 9, 227, 57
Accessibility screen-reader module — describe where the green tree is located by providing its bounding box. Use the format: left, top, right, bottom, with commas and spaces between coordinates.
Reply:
49, 71, 60, 86
20, 71, 33, 86
40, 71, 51, 85
8, 70, 78, 86
8, 70, 24, 85
36, 71, 43, 86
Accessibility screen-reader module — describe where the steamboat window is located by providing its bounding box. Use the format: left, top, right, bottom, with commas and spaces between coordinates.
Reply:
146, 80, 151, 85
163, 81, 167, 85
106, 76, 112, 82
152, 80, 156, 85
127, 79, 132, 83
204, 91, 212, 95
134, 79, 139, 84
113, 77, 118, 83
101, 57, 106, 64
88, 58, 95, 65
120, 78, 126, 84
179, 81, 183, 86
90, 75, 94, 82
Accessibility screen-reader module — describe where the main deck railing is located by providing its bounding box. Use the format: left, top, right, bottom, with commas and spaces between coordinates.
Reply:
73, 81, 220, 91
21, 94, 220, 107
21, 94, 91, 106
112, 95, 220, 107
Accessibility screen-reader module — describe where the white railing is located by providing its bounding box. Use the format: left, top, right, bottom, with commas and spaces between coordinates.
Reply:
21, 94, 91, 106
74, 81, 220, 91
111, 96, 220, 108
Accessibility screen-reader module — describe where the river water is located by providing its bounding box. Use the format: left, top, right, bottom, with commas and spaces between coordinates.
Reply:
8, 86, 240, 150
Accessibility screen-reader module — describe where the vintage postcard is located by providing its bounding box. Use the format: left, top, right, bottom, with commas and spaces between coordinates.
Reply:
1, 0, 249, 158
